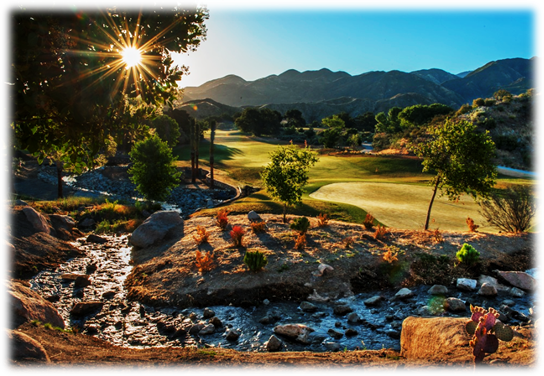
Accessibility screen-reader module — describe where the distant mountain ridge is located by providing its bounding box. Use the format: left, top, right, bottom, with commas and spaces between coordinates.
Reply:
180, 57, 534, 120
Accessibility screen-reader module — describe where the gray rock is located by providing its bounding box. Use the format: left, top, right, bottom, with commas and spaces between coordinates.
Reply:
248, 210, 262, 222
323, 342, 341, 351
209, 316, 223, 327
327, 328, 343, 339
316, 263, 334, 277
8, 330, 50, 362
78, 218, 96, 228
203, 307, 215, 318
508, 287, 526, 298
456, 278, 477, 291
444, 297, 466, 313
479, 275, 509, 291
346, 312, 360, 323
70, 301, 104, 316
364, 295, 383, 306
478, 282, 498, 297
266, 334, 282, 351
300, 301, 317, 312
345, 328, 358, 336
307, 290, 329, 303
199, 324, 215, 335
22, 207, 51, 234
427, 285, 448, 295
394, 288, 414, 300
226, 329, 240, 341
130, 210, 183, 248
273, 324, 314, 344
497, 271, 536, 291
333, 304, 353, 315
74, 275, 91, 288
502, 299, 516, 307
386, 329, 401, 339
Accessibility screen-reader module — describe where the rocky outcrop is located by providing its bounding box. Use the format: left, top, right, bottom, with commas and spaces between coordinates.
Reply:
130, 210, 184, 248
496, 271, 536, 291
7, 330, 50, 362
22, 207, 52, 234
400, 317, 471, 361
7, 280, 65, 329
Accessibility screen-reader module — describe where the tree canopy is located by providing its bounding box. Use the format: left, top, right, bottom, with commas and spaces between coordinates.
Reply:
412, 119, 497, 230
12, 7, 208, 178
260, 145, 319, 222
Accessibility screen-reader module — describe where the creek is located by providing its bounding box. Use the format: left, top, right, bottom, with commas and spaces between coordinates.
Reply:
29, 234, 536, 352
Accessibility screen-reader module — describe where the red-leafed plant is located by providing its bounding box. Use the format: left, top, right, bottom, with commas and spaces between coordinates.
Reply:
216, 209, 229, 230
230, 225, 245, 247
195, 250, 214, 273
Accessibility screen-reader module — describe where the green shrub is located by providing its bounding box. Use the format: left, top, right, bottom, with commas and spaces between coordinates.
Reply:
244, 250, 268, 272
290, 216, 310, 234
472, 98, 485, 107
456, 243, 480, 265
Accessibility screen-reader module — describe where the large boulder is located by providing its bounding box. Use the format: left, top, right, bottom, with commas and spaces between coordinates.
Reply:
22, 207, 52, 234
7, 280, 65, 329
7, 330, 50, 362
400, 317, 471, 361
496, 271, 536, 291
130, 210, 184, 248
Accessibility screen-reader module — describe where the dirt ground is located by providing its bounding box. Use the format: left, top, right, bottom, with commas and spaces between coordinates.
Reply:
7, 161, 538, 368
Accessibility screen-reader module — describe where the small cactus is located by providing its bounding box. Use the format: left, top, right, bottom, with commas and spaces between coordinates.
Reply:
465, 305, 513, 364
243, 250, 268, 272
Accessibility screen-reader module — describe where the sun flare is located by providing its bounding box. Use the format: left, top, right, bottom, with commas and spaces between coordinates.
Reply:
121, 46, 142, 69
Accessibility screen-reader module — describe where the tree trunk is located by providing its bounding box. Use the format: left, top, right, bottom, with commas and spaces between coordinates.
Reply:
190, 151, 195, 183
424, 177, 441, 231
56, 160, 64, 199
283, 204, 287, 223
209, 120, 216, 189
7, 154, 17, 193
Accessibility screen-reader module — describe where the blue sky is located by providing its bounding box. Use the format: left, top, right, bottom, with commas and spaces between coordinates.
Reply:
174, 5, 535, 88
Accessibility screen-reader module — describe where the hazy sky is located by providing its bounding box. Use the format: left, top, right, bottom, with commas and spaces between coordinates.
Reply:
173, 5, 535, 88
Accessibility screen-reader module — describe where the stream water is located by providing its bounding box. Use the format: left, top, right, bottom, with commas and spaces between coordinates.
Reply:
29, 235, 536, 352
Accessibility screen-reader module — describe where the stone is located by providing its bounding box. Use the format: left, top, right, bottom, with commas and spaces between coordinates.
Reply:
273, 324, 314, 344
323, 342, 341, 351
316, 263, 334, 277
529, 306, 544, 317
400, 317, 470, 360
60, 273, 87, 281
347, 312, 360, 323
8, 330, 50, 362
209, 316, 223, 327
299, 301, 317, 312
226, 329, 240, 341
427, 285, 448, 295
444, 297, 466, 313
502, 299, 516, 307
74, 275, 91, 288
307, 290, 329, 303
203, 307, 215, 318
199, 324, 215, 335
8, 280, 65, 329
79, 218, 96, 228
478, 282, 498, 297
456, 278, 477, 291
496, 271, 536, 291
70, 301, 103, 316
345, 328, 358, 336
364, 295, 383, 306
86, 234, 108, 244
386, 329, 401, 339
508, 287, 526, 298
248, 210, 262, 222
327, 328, 343, 339
478, 275, 507, 291
263, 299, 270, 305
2, 238, 15, 273
394, 288, 414, 300
333, 304, 353, 315
188, 324, 204, 335
266, 334, 283, 351
130, 210, 184, 248
22, 207, 51, 234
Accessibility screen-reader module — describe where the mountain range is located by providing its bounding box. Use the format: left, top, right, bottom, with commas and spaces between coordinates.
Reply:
179, 57, 535, 122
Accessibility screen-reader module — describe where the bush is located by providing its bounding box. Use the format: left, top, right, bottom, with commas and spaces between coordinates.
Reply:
195, 250, 214, 272
230, 225, 245, 246
472, 98, 485, 107
290, 216, 310, 234
456, 243, 480, 265
363, 213, 375, 230
374, 225, 387, 240
250, 221, 267, 233
478, 185, 535, 233
244, 250, 268, 272
466, 217, 479, 232
128, 135, 181, 201
193, 225, 209, 245
316, 213, 329, 227
294, 233, 307, 250
216, 209, 229, 230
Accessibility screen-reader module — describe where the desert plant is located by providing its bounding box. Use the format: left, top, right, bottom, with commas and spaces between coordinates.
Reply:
363, 213, 375, 230
195, 250, 214, 273
456, 243, 480, 265
382, 245, 404, 264
243, 250, 268, 272
290, 216, 310, 235
432, 228, 444, 243
216, 209, 229, 230
230, 225, 245, 247
250, 221, 267, 233
466, 217, 479, 232
478, 185, 535, 233
341, 236, 355, 249
317, 213, 329, 227
374, 225, 388, 240
294, 233, 307, 250
193, 225, 209, 245
465, 305, 514, 364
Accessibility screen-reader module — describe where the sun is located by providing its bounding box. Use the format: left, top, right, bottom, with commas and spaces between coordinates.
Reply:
121, 46, 142, 69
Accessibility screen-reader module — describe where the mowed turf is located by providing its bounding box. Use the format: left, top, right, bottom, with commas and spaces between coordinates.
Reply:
176, 130, 533, 232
